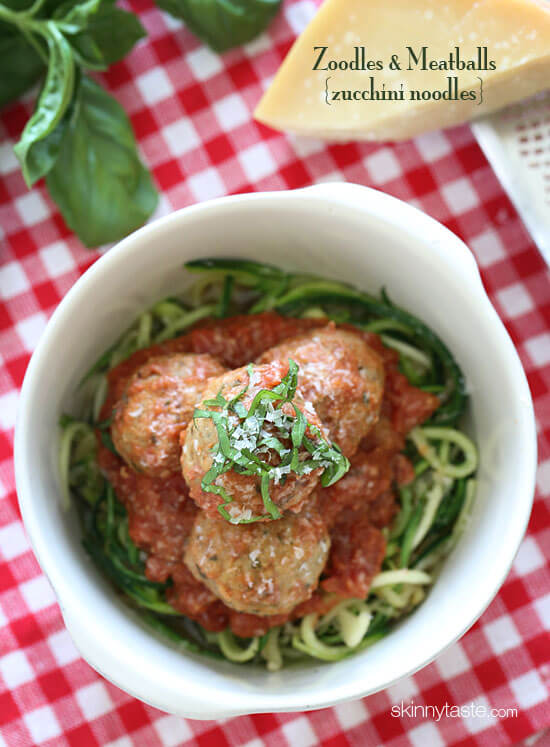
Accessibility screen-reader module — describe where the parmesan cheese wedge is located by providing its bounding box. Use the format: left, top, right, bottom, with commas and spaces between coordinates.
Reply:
254, 0, 550, 141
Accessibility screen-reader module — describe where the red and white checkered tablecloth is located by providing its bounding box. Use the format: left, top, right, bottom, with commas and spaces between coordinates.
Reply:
1, 0, 549, 744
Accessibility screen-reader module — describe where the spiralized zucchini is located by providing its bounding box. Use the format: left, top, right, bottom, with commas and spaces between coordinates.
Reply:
60, 258, 478, 669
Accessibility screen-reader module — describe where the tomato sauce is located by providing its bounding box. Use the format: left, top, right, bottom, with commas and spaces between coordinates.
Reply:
97, 443, 227, 627
321, 509, 387, 598
98, 312, 440, 637
188, 312, 317, 368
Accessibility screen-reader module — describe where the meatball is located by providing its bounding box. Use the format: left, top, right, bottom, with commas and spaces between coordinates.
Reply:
185, 507, 330, 616
258, 325, 384, 457
181, 361, 329, 520
111, 353, 226, 477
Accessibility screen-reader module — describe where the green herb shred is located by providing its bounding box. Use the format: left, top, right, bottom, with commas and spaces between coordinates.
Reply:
193, 360, 350, 523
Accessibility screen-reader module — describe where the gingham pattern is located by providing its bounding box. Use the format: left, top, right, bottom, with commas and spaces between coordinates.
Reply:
1, 0, 549, 744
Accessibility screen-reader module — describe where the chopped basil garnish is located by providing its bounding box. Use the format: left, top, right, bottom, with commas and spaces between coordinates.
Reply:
193, 360, 350, 523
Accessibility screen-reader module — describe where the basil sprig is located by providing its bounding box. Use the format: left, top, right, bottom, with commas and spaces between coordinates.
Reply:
0, 0, 283, 247
13, 20, 76, 184
46, 75, 158, 247
153, 0, 281, 53
0, 0, 155, 247
193, 360, 350, 524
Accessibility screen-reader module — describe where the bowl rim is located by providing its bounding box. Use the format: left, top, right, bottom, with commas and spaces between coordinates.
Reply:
14, 183, 537, 717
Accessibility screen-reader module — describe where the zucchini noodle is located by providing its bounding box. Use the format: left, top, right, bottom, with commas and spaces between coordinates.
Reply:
313, 599, 372, 648
334, 603, 372, 648
411, 478, 448, 550
217, 630, 260, 662
409, 426, 478, 479
450, 479, 477, 547
154, 304, 217, 343
262, 627, 283, 671
58, 421, 95, 510
92, 375, 108, 422
376, 586, 412, 609
370, 569, 432, 589
59, 258, 478, 668
300, 307, 329, 319
363, 319, 412, 335
136, 312, 153, 349
294, 614, 351, 661
189, 273, 223, 306
380, 335, 432, 369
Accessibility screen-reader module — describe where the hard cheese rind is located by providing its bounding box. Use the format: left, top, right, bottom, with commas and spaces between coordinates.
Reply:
254, 0, 550, 141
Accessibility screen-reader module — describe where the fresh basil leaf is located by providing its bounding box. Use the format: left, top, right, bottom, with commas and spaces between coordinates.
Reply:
20, 66, 78, 180
68, 5, 145, 68
46, 75, 158, 247
153, 0, 281, 52
13, 21, 75, 185
49, 0, 144, 69
20, 104, 69, 178
36, 0, 109, 20
54, 0, 100, 32
66, 31, 104, 67
0, 30, 45, 108
0, 0, 39, 11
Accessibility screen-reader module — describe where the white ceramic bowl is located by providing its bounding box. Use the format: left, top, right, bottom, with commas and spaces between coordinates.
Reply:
15, 183, 536, 719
